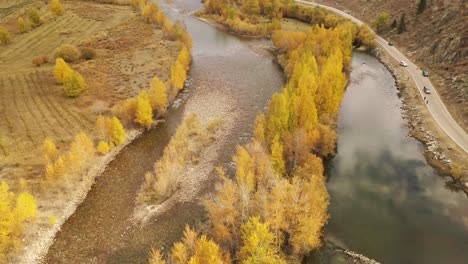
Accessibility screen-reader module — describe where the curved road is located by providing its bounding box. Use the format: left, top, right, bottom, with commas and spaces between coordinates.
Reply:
296, 0, 468, 154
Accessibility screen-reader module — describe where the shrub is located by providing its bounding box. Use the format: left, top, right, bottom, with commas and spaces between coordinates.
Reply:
54, 44, 81, 62
111, 117, 126, 145
63, 70, 86, 97
48, 215, 57, 226
32, 55, 48, 67
97, 141, 110, 154
0, 26, 12, 45
50, 0, 64, 16
28, 7, 42, 27
54, 58, 72, 84
80, 47, 96, 60
18, 17, 29, 33
135, 91, 153, 128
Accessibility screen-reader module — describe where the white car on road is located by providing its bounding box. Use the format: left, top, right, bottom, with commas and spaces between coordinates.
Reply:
399, 61, 408, 67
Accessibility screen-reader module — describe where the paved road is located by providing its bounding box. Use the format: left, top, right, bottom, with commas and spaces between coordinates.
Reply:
296, 0, 468, 154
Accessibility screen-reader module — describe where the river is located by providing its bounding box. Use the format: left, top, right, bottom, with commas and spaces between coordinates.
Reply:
322, 52, 468, 264
44, 1, 467, 264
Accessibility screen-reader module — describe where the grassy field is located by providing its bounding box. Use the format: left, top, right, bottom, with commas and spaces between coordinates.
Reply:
0, 0, 178, 189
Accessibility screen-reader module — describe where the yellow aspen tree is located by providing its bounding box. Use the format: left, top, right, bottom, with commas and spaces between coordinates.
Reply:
97, 141, 110, 155
285, 176, 329, 256
141, 4, 151, 22
162, 18, 172, 39
234, 146, 255, 193
0, 26, 12, 45
118, 98, 137, 124
63, 70, 86, 97
204, 170, 240, 252
96, 115, 113, 141
76, 132, 94, 154
149, 248, 167, 264
265, 179, 289, 249
177, 46, 191, 70
135, 92, 153, 128
270, 135, 285, 176
171, 243, 188, 264
53, 156, 66, 179
0, 181, 15, 258
169, 60, 186, 93
111, 117, 126, 145
43, 137, 58, 162
17, 17, 28, 33
266, 93, 289, 144
14, 193, 37, 223
28, 7, 41, 27
239, 216, 284, 264
53, 58, 71, 84
155, 11, 165, 27
148, 77, 168, 116
253, 113, 266, 145
50, 0, 64, 16
188, 235, 226, 264
171, 225, 198, 264
45, 163, 55, 180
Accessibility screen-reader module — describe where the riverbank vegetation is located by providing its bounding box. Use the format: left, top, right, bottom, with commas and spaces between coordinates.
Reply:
138, 114, 221, 205
144, 1, 356, 263
198, 0, 375, 49
0, 0, 192, 262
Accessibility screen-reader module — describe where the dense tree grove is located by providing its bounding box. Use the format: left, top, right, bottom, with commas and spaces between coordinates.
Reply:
149, 4, 354, 262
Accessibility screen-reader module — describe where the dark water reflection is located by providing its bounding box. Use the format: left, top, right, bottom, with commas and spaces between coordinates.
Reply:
326, 52, 468, 264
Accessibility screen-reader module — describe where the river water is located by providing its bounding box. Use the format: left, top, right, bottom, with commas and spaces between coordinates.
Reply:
44, 1, 467, 263
324, 52, 468, 264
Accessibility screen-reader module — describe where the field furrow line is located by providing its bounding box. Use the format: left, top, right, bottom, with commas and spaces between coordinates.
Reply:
34, 71, 95, 133
13, 17, 91, 58
36, 72, 95, 132
0, 14, 71, 59
9, 75, 37, 150
16, 73, 55, 140
0, 15, 80, 60
0, 76, 15, 156
70, 20, 103, 45
28, 71, 77, 136
19, 73, 67, 138
0, 76, 14, 135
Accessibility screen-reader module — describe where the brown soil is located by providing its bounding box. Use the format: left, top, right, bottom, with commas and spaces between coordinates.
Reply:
314, 0, 467, 132
0, 0, 178, 262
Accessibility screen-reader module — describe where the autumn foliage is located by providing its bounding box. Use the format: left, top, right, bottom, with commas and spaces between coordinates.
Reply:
138, 113, 219, 204
54, 44, 81, 62
17, 17, 28, 34
44, 132, 95, 181
63, 70, 86, 97
0, 181, 37, 259
153, 4, 356, 262
0, 26, 11, 45
50, 0, 65, 16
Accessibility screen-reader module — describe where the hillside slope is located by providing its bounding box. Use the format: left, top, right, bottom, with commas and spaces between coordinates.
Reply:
316, 0, 467, 131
